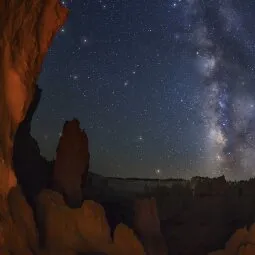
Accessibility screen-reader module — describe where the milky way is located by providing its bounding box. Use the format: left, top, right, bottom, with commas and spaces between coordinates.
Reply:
184, 0, 255, 179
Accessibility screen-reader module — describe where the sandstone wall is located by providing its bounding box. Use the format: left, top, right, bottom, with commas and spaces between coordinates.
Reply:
0, 0, 68, 196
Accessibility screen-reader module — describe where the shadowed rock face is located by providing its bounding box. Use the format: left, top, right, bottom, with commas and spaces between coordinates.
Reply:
0, 0, 68, 196
134, 198, 168, 255
13, 86, 52, 207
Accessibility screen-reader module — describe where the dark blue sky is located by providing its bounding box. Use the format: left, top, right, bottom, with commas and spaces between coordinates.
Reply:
32, 0, 255, 179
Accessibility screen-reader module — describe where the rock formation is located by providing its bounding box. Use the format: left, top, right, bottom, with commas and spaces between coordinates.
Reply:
5, 186, 39, 254
208, 224, 255, 255
52, 119, 90, 207
36, 189, 145, 255
113, 223, 145, 255
81, 173, 255, 255
134, 198, 168, 255
0, 0, 68, 196
0, 185, 146, 255
36, 189, 112, 253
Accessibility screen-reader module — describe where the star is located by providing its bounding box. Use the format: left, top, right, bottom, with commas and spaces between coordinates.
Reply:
155, 169, 162, 176
81, 37, 88, 45
70, 74, 79, 80
174, 33, 180, 40
137, 135, 144, 142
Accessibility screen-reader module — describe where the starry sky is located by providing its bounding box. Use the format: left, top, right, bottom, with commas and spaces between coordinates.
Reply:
32, 0, 255, 180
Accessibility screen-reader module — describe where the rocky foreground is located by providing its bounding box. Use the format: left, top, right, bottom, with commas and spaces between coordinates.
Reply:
0, 185, 145, 255
0, 115, 167, 254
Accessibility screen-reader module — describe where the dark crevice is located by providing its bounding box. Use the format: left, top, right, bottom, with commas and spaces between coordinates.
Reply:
12, 85, 53, 209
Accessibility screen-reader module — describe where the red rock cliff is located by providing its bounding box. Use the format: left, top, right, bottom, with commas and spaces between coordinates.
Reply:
0, 0, 68, 195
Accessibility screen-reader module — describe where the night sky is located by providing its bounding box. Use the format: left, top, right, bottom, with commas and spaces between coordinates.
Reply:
32, 0, 255, 180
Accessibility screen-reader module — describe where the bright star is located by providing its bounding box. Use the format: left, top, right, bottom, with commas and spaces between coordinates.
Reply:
155, 169, 161, 176
137, 135, 144, 142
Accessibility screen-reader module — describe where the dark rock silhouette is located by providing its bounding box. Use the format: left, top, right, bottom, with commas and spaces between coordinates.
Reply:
153, 178, 255, 255
13, 86, 52, 207
134, 198, 168, 255
52, 119, 90, 208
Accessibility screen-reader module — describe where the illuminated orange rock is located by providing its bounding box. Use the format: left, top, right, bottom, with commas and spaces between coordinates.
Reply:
36, 189, 111, 252
7, 186, 39, 253
0, 0, 68, 196
36, 189, 145, 255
